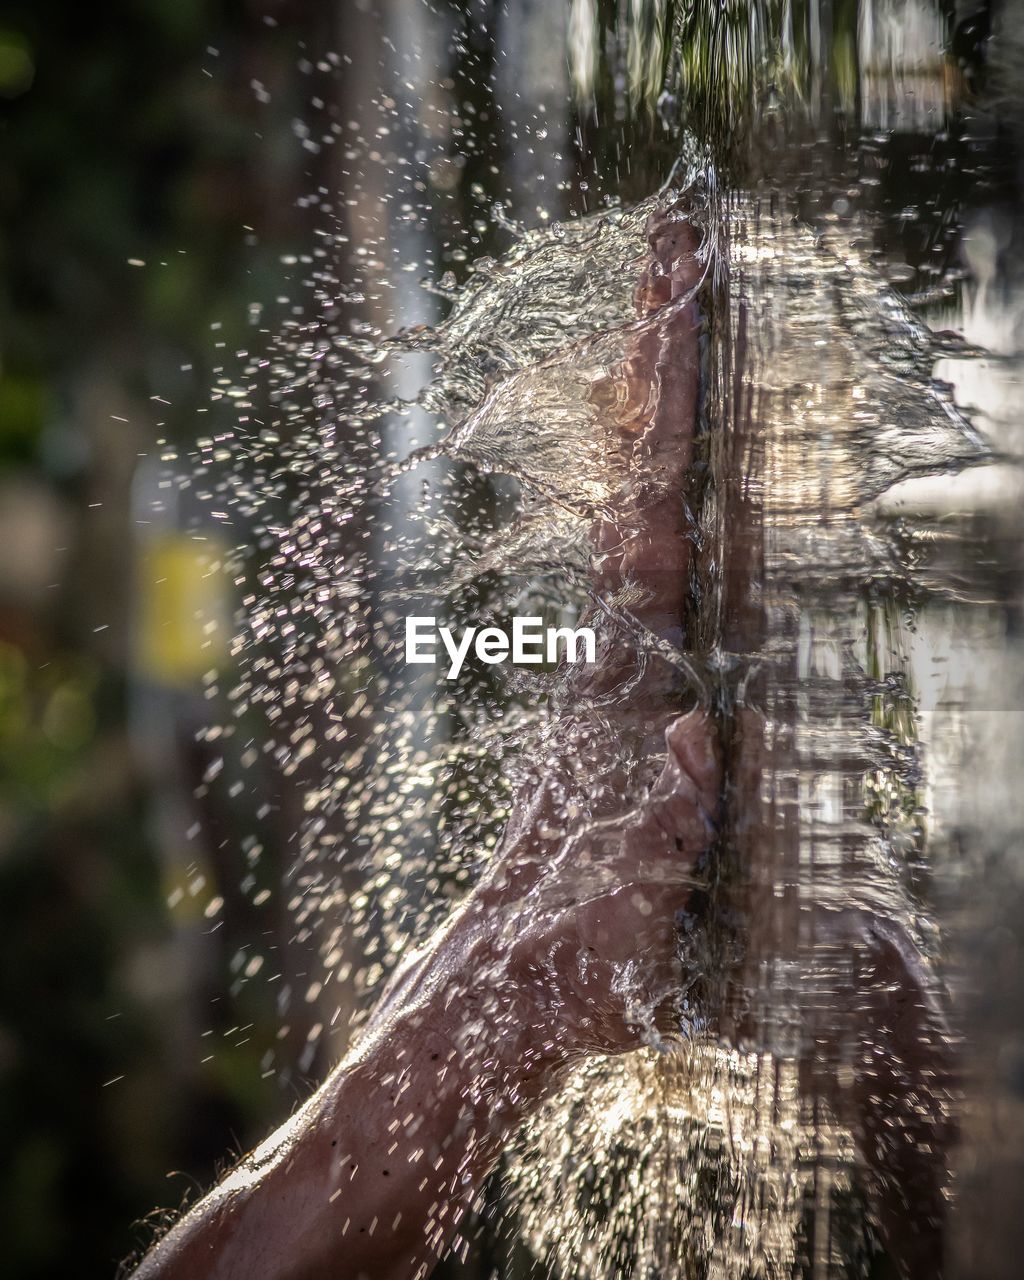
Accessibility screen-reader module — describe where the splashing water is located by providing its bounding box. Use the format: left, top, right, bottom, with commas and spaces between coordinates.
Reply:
158, 2, 1024, 1275
499, 182, 987, 1278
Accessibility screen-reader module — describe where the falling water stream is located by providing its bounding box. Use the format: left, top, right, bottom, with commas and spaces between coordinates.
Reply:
160, 1, 1024, 1276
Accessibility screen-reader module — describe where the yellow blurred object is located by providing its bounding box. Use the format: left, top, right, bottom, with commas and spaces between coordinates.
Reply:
136, 535, 229, 688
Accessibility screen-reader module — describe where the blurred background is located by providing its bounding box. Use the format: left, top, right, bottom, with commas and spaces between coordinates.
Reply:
0, 4, 365, 1274
0, 0, 1016, 1277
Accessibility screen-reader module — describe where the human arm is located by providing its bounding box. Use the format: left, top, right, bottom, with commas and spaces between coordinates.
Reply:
131, 705, 718, 1280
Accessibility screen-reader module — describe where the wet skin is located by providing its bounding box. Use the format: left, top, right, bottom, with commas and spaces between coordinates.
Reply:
131, 202, 955, 1280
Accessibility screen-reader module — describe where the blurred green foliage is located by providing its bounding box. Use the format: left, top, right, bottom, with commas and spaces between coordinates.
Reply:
0, 3, 304, 1275
0, 641, 98, 807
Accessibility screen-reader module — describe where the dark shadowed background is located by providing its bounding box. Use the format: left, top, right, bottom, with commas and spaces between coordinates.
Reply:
0, 4, 359, 1274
